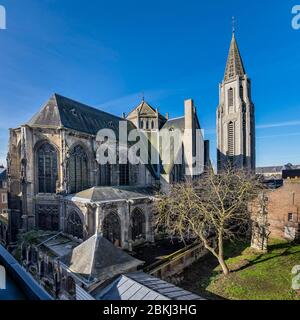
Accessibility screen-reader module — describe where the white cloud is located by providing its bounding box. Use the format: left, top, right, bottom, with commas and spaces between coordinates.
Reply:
256, 120, 300, 129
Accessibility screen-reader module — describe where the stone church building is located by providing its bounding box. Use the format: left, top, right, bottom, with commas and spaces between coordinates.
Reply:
7, 94, 206, 248
217, 32, 255, 172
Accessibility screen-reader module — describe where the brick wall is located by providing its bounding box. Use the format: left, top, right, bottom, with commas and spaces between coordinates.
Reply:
261, 180, 300, 240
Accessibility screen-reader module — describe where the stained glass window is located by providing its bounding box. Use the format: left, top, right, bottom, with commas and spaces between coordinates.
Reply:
69, 145, 88, 193
37, 143, 58, 193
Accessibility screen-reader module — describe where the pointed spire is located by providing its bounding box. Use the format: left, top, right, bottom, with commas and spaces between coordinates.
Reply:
224, 32, 246, 81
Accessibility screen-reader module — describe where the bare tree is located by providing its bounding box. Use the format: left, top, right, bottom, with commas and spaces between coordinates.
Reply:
155, 168, 263, 275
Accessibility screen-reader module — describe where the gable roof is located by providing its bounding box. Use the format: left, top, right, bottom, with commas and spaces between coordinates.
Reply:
27, 94, 135, 135
224, 33, 246, 81
127, 100, 165, 120
93, 272, 204, 300
61, 235, 143, 283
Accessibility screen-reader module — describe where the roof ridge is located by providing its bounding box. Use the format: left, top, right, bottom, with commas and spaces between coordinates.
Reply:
54, 93, 125, 121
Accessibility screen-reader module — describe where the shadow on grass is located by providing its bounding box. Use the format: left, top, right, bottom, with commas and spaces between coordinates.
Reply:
180, 241, 250, 300
232, 241, 300, 273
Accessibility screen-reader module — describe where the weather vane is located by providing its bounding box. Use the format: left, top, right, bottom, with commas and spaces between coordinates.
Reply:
232, 16, 236, 33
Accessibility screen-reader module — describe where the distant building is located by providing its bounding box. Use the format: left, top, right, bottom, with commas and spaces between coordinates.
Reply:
0, 166, 8, 245
256, 163, 300, 189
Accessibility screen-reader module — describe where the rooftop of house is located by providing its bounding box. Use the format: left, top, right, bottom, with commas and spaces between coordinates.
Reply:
92, 271, 204, 300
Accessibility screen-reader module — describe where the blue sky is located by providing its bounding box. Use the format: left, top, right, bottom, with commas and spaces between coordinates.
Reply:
0, 0, 300, 167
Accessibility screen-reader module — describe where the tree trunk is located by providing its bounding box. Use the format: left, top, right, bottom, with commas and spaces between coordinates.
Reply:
218, 255, 230, 276
218, 232, 230, 276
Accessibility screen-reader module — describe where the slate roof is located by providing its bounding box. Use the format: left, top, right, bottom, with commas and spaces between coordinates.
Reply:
256, 164, 300, 175
27, 94, 135, 135
93, 272, 204, 300
67, 186, 155, 203
0, 168, 6, 182
224, 33, 246, 81
161, 117, 185, 132
61, 235, 144, 283
256, 166, 283, 174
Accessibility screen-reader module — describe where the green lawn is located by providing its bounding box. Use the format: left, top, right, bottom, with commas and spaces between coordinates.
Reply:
181, 239, 300, 300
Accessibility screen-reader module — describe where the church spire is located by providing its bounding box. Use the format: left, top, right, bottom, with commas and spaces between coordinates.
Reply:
224, 32, 246, 81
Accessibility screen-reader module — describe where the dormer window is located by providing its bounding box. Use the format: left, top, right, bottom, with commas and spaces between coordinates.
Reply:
70, 108, 78, 117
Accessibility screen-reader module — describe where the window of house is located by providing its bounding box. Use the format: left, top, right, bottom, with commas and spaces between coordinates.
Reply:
37, 143, 58, 193
288, 213, 294, 222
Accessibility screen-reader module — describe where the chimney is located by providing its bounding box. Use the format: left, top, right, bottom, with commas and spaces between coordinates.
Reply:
165, 112, 169, 120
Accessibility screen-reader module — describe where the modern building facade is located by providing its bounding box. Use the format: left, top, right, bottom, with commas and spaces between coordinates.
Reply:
217, 32, 255, 172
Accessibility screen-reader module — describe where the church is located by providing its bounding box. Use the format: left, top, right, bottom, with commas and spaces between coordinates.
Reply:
6, 94, 206, 248
5, 31, 256, 248
3, 31, 257, 300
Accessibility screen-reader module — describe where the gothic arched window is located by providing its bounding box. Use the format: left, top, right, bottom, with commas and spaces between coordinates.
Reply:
69, 145, 88, 193
102, 212, 121, 246
151, 120, 155, 129
99, 164, 111, 186
228, 88, 234, 110
119, 164, 129, 186
146, 120, 149, 130
131, 208, 146, 241
37, 143, 58, 193
227, 121, 234, 158
239, 85, 244, 100
36, 204, 59, 231
66, 211, 83, 239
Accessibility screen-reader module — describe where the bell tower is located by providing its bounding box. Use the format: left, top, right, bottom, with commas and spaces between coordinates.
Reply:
217, 32, 255, 172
